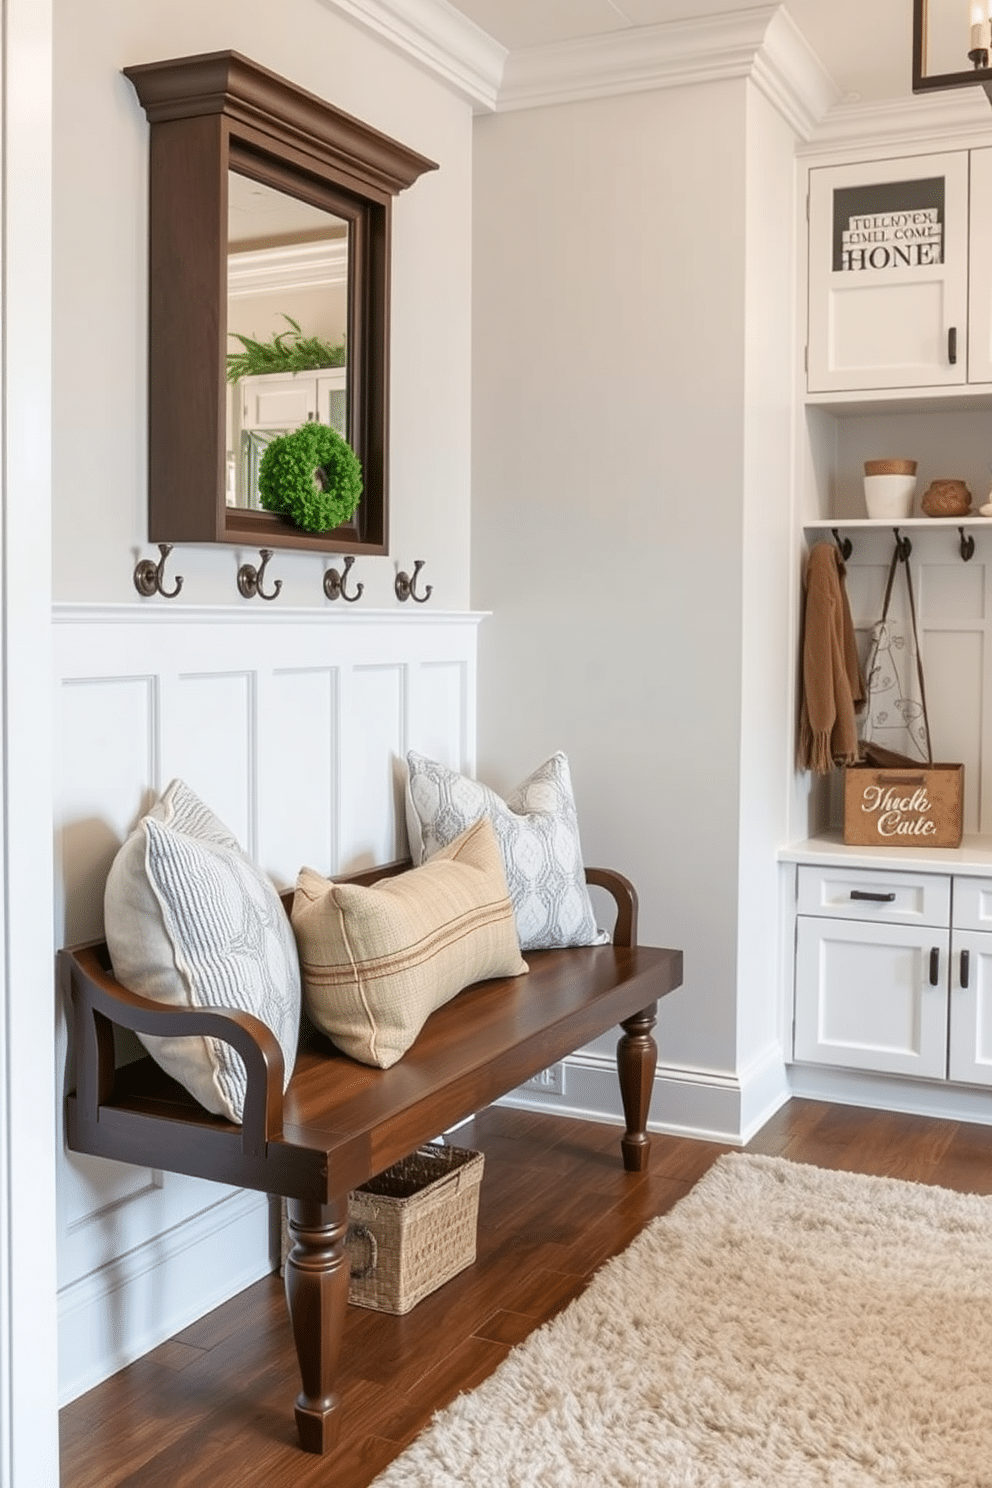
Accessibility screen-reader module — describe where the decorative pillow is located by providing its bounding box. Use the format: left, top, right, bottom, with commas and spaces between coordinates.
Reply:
103, 779, 301, 1123
292, 816, 527, 1068
405, 751, 608, 952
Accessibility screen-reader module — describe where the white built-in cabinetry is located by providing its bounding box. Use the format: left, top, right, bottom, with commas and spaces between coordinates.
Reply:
789, 137, 992, 1110
793, 863, 992, 1086
807, 147, 992, 392
237, 367, 347, 433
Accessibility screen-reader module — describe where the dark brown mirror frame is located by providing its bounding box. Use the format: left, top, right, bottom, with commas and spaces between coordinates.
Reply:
124, 50, 438, 554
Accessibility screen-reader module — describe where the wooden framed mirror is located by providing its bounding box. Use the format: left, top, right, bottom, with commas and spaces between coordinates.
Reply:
125, 51, 437, 553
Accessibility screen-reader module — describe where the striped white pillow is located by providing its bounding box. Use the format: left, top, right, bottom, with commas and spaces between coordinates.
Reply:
104, 780, 301, 1122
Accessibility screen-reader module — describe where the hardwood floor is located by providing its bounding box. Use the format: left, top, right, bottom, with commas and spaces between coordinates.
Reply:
59, 1098, 992, 1487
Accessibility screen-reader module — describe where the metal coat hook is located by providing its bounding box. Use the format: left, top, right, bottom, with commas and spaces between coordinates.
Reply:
892, 528, 913, 562
323, 554, 363, 602
133, 543, 183, 599
395, 559, 432, 604
237, 548, 282, 601
831, 528, 852, 561
959, 526, 976, 562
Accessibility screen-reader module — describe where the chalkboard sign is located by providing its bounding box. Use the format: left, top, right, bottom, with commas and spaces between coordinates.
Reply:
832, 177, 944, 272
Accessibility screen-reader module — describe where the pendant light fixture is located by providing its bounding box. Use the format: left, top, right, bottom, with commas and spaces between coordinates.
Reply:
913, 1, 992, 100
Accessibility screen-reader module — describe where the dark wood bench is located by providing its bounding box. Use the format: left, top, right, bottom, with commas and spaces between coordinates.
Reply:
60, 860, 683, 1454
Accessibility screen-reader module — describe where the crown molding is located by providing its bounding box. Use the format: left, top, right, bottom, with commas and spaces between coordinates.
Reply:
750, 8, 839, 139
494, 5, 838, 136
801, 87, 992, 158
227, 239, 347, 297
497, 8, 774, 113
319, 0, 992, 155
319, 0, 506, 111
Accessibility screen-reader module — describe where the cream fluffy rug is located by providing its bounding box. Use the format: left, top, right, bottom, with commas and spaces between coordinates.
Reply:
372, 1153, 992, 1487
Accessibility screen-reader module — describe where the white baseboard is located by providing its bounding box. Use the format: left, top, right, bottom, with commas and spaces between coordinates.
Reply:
499, 1042, 790, 1146
788, 1062, 992, 1127
58, 1187, 275, 1406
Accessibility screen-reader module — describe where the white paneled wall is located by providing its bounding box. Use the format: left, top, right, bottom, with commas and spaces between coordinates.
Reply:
53, 603, 483, 1402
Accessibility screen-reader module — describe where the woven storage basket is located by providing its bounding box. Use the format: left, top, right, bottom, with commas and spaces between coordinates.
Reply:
345, 1144, 484, 1314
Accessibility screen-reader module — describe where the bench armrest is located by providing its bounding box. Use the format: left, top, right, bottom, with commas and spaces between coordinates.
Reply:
584, 866, 638, 947
59, 945, 284, 1160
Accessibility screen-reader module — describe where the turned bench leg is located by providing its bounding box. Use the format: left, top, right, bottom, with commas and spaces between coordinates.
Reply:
617, 1001, 658, 1172
284, 1196, 350, 1454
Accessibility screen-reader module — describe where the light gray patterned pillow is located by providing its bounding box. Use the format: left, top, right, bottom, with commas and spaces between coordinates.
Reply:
104, 779, 301, 1123
405, 751, 608, 952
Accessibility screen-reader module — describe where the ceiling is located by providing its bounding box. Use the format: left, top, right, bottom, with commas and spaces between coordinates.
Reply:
442, 1, 921, 106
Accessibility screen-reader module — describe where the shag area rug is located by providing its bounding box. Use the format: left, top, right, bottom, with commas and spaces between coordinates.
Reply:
372, 1153, 992, 1487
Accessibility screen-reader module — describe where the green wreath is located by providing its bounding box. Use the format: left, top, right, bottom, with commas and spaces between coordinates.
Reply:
257, 422, 363, 533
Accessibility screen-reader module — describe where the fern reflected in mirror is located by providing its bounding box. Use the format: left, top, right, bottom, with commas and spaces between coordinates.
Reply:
226, 316, 345, 383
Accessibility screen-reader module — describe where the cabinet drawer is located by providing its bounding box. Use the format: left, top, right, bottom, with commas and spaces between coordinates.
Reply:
797, 865, 949, 926
952, 877, 992, 932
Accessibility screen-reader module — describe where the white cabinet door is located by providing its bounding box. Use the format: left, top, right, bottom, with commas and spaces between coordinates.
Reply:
808, 152, 970, 393
968, 147, 992, 385
240, 371, 316, 430
794, 915, 949, 1077
948, 929, 992, 1086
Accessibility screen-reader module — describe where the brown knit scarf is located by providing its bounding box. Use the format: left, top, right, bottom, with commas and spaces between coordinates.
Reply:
797, 543, 865, 774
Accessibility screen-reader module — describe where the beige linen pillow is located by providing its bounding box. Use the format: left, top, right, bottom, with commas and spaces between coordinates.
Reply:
292, 817, 527, 1068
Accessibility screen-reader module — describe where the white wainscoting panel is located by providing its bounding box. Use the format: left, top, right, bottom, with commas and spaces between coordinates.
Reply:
53, 603, 483, 1402
260, 666, 338, 880
167, 671, 255, 847
339, 663, 406, 870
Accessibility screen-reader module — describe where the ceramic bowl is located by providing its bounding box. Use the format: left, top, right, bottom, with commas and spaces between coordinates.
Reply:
863, 473, 917, 519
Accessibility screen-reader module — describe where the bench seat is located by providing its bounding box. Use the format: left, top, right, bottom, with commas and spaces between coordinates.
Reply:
61, 862, 683, 1453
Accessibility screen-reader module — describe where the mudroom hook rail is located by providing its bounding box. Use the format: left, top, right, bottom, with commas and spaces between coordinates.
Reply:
828, 524, 975, 563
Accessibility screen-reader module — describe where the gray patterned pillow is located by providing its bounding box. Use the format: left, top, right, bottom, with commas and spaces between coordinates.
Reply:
104, 779, 301, 1122
405, 751, 608, 952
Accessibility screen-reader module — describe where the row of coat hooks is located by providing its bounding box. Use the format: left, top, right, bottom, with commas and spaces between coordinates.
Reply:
831, 525, 976, 564
133, 545, 433, 603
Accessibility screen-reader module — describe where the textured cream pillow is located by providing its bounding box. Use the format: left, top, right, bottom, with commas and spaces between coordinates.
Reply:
292, 817, 527, 1068
405, 750, 608, 952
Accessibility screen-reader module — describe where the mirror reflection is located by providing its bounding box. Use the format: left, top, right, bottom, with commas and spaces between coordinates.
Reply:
226, 172, 348, 511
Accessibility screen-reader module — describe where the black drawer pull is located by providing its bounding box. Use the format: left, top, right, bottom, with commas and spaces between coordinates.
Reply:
961, 948, 970, 989
948, 325, 958, 365
850, 890, 896, 903
930, 946, 940, 986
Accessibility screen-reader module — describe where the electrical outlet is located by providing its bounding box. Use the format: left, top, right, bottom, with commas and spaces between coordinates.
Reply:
523, 1062, 565, 1096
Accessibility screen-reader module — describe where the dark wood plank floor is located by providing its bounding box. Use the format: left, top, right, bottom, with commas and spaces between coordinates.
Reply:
59, 1098, 992, 1488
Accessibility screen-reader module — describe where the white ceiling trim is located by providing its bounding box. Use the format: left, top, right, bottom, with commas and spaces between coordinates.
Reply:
749, 8, 839, 139
228, 240, 348, 298
320, 0, 507, 111
492, 5, 838, 135
496, 8, 779, 114
802, 89, 992, 157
